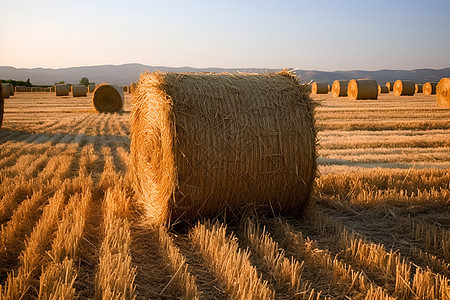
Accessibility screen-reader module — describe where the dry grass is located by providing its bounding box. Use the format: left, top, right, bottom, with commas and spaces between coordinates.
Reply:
0, 90, 448, 299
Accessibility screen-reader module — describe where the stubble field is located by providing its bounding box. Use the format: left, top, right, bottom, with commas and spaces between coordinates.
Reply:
0, 91, 448, 299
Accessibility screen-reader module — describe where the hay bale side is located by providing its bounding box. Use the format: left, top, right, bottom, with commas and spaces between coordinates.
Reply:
92, 83, 124, 112
436, 78, 450, 108
378, 85, 389, 93
347, 79, 378, 100
386, 82, 394, 91
2, 84, 10, 99
394, 80, 415, 96
0, 83, 3, 128
423, 82, 438, 95
415, 84, 423, 93
72, 85, 87, 97
55, 84, 69, 96
331, 80, 348, 97
130, 71, 317, 225
311, 82, 328, 94
88, 84, 96, 93
8, 84, 14, 96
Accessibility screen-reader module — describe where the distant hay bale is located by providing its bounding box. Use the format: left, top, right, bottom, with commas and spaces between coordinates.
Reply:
347, 79, 378, 100
92, 83, 124, 112
129, 82, 137, 94
15, 86, 26, 92
72, 85, 87, 97
8, 84, 14, 96
331, 80, 348, 97
55, 84, 69, 96
130, 71, 317, 225
122, 85, 129, 93
88, 84, 96, 93
31, 87, 37, 93
50, 86, 56, 93
423, 82, 437, 95
393, 80, 415, 96
26, 87, 31, 92
386, 82, 394, 91
436, 78, 450, 108
415, 84, 423, 93
2, 84, 10, 98
378, 85, 389, 93
0, 83, 3, 128
311, 82, 328, 94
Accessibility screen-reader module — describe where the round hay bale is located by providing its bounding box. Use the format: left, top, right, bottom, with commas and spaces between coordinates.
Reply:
0, 83, 3, 128
311, 82, 328, 94
423, 82, 437, 95
92, 83, 124, 112
122, 85, 129, 93
436, 78, 450, 108
386, 82, 394, 91
331, 80, 348, 97
26, 87, 31, 92
415, 84, 423, 93
31, 87, 37, 93
88, 84, 96, 93
378, 85, 389, 94
72, 85, 87, 97
347, 79, 378, 100
50, 86, 56, 93
55, 84, 69, 96
8, 84, 14, 96
393, 80, 415, 96
130, 71, 317, 225
2, 84, 10, 99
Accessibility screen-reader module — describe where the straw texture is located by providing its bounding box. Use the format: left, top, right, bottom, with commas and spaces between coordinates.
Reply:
436, 78, 450, 108
423, 82, 437, 95
130, 70, 317, 225
72, 85, 87, 97
311, 82, 328, 94
0, 83, 3, 128
2, 84, 10, 99
394, 80, 415, 96
386, 82, 394, 91
415, 84, 423, 93
55, 84, 69, 96
378, 85, 389, 94
347, 79, 378, 100
331, 80, 348, 97
92, 83, 124, 112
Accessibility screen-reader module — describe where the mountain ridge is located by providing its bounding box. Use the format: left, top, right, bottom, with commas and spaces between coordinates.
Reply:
1, 63, 449, 86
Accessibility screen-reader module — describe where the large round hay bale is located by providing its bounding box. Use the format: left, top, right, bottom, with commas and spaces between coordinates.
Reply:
311, 82, 328, 94
393, 80, 415, 96
415, 84, 423, 93
2, 84, 10, 99
72, 85, 87, 97
347, 79, 378, 100
0, 84, 3, 128
436, 78, 450, 108
331, 80, 348, 97
88, 84, 96, 93
386, 82, 394, 91
130, 71, 317, 225
378, 85, 389, 93
92, 83, 124, 112
55, 84, 69, 96
423, 82, 437, 95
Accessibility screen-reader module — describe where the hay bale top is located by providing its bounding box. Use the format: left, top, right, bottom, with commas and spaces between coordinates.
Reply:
92, 83, 124, 112
436, 78, 450, 108
131, 70, 317, 225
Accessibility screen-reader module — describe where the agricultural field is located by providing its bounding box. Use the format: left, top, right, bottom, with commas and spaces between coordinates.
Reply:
0, 91, 448, 299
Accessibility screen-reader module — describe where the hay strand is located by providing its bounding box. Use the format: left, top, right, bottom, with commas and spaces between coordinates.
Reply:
423, 82, 437, 95
331, 80, 348, 97
436, 78, 450, 108
394, 80, 415, 96
92, 83, 124, 113
347, 79, 378, 100
55, 84, 69, 96
72, 85, 87, 97
130, 71, 317, 225
311, 82, 328, 94
415, 84, 423, 93
378, 85, 389, 94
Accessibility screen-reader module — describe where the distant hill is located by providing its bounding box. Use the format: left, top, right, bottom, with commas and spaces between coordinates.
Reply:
0, 63, 449, 86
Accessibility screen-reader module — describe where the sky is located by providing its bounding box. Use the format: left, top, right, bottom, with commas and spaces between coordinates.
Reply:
1, 0, 450, 71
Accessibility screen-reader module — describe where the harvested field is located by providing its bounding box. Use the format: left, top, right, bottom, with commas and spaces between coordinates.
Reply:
0, 91, 449, 299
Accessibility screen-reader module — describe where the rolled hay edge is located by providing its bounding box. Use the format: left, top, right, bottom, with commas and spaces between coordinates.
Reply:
331, 80, 348, 97
423, 82, 438, 95
436, 78, 450, 108
92, 83, 124, 112
130, 70, 317, 225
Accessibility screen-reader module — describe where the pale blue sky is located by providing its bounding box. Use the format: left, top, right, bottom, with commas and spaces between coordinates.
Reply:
1, 0, 449, 71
